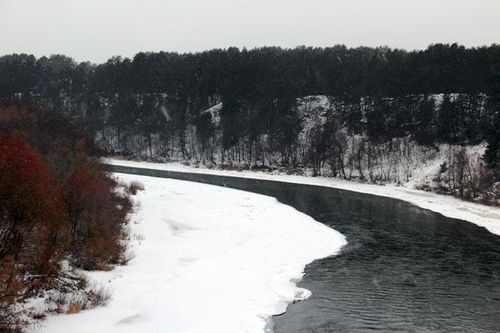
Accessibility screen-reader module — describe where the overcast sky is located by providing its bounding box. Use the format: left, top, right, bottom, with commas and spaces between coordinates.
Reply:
0, 0, 499, 63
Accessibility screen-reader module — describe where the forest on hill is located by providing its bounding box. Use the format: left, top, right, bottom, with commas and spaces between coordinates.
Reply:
1, 44, 500, 201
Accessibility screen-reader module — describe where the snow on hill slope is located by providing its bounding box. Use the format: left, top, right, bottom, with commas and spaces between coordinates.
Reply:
34, 173, 346, 333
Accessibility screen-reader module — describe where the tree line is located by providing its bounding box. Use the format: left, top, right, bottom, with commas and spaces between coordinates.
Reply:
0, 44, 499, 181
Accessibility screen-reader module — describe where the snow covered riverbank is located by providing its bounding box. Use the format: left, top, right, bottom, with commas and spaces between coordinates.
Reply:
104, 159, 500, 236
36, 173, 346, 333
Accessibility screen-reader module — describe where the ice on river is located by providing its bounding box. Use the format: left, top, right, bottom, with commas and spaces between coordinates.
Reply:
36, 173, 346, 333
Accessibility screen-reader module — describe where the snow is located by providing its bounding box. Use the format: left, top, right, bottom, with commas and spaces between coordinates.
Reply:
297, 95, 331, 133
34, 173, 346, 333
201, 102, 222, 125
104, 159, 500, 237
406, 142, 488, 191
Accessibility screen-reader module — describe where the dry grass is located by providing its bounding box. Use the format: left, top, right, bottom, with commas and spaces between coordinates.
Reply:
87, 286, 112, 307
66, 303, 82, 314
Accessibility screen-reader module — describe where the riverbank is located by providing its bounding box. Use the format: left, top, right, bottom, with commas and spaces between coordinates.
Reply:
34, 173, 346, 333
104, 159, 500, 236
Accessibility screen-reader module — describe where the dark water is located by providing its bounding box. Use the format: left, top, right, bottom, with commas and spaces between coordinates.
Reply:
107, 165, 500, 332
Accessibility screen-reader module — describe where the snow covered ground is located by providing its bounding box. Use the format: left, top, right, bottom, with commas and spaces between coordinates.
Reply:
104, 159, 500, 237
34, 173, 346, 333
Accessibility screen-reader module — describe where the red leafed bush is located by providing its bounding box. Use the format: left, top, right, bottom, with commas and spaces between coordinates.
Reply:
0, 135, 67, 330
0, 134, 66, 273
0, 103, 132, 331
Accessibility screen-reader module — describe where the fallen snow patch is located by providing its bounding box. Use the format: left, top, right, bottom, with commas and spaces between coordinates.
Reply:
35, 174, 346, 333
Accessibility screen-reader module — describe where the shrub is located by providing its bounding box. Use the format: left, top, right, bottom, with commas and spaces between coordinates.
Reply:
128, 180, 145, 195
0, 103, 132, 330
0, 135, 66, 330
65, 164, 131, 270
0, 134, 66, 277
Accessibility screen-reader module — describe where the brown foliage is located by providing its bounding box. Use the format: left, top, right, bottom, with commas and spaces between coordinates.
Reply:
66, 303, 82, 314
0, 103, 132, 330
65, 164, 131, 270
0, 134, 67, 331
0, 135, 66, 284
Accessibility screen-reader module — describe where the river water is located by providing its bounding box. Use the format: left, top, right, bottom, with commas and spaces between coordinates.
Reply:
107, 165, 500, 332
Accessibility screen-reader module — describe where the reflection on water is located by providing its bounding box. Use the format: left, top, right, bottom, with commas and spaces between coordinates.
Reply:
107, 165, 500, 333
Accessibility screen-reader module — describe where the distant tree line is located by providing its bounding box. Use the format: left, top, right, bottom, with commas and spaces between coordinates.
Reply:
0, 44, 499, 179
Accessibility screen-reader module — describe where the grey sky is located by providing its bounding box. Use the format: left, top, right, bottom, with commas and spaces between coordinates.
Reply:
1, 0, 499, 63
